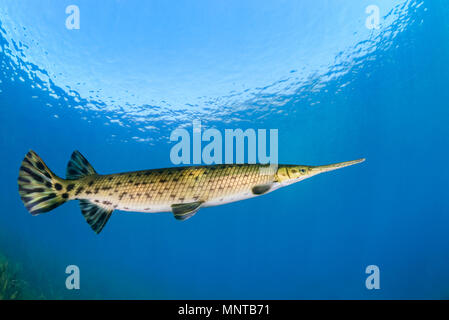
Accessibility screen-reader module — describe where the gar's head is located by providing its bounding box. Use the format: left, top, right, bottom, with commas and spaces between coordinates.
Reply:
275, 158, 365, 186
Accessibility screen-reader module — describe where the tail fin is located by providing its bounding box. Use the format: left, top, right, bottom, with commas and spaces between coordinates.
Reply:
18, 150, 68, 215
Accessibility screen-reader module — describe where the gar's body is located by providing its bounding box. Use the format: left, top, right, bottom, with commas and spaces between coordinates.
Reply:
71, 164, 277, 213
18, 150, 365, 234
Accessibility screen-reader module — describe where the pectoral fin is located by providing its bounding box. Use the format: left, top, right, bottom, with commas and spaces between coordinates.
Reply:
171, 201, 203, 221
252, 184, 272, 195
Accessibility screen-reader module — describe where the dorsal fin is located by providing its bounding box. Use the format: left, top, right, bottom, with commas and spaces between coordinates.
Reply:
79, 200, 113, 234
171, 201, 203, 221
67, 150, 97, 180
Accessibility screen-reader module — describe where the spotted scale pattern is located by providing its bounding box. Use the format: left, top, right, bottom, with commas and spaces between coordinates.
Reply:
65, 164, 276, 213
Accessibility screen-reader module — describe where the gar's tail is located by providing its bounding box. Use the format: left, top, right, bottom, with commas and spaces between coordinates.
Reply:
18, 150, 68, 215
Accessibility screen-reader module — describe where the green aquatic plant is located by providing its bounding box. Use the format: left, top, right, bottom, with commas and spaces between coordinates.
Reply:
0, 259, 26, 300
0, 252, 63, 300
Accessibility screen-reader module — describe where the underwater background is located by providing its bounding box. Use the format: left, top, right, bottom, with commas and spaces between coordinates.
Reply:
0, 0, 448, 299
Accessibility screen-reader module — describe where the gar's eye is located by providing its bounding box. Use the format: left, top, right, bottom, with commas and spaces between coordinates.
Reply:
301, 169, 306, 173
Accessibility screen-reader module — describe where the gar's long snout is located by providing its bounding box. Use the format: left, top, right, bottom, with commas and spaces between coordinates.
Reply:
309, 158, 366, 175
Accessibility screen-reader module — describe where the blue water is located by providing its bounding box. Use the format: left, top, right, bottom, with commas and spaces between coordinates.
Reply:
1, 0, 448, 299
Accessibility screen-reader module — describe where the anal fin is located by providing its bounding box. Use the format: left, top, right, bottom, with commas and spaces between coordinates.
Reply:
171, 201, 203, 221
79, 200, 113, 234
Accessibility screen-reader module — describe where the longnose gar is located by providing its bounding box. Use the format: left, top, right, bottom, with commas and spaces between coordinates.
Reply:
18, 150, 365, 234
